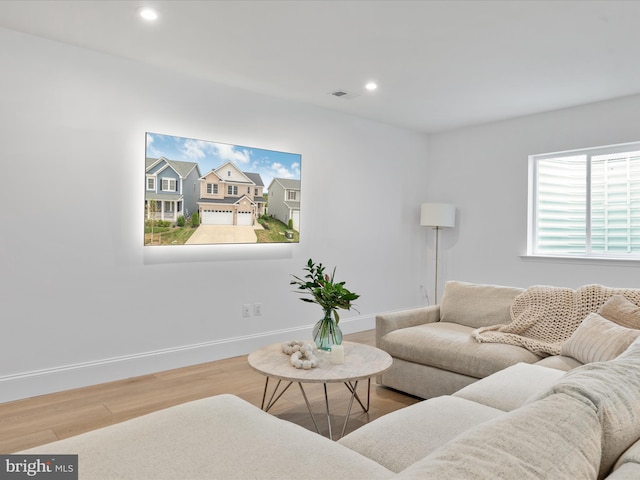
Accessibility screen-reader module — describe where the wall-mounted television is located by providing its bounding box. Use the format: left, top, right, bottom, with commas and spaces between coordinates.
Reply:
144, 132, 301, 246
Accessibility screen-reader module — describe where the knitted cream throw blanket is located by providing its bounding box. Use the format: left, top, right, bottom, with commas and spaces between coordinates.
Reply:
472, 284, 640, 356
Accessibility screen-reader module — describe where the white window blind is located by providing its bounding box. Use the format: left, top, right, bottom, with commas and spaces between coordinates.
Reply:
529, 142, 640, 259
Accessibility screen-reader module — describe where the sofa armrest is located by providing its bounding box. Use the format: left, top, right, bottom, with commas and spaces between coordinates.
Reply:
376, 305, 440, 347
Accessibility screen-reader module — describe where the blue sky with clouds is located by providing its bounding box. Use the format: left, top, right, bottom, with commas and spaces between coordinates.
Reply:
146, 132, 301, 191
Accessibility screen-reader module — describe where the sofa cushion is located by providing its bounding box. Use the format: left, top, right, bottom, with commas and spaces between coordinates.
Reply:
606, 463, 640, 480
612, 439, 640, 474
394, 393, 602, 480
534, 354, 583, 371
598, 295, 640, 329
454, 362, 566, 411
380, 322, 540, 379
536, 338, 640, 479
561, 312, 640, 364
439, 281, 524, 329
338, 395, 504, 473
19, 394, 394, 480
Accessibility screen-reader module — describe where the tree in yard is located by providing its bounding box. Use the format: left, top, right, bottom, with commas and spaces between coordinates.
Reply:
145, 199, 159, 245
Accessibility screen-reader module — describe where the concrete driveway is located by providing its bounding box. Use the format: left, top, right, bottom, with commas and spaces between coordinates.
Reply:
186, 225, 258, 244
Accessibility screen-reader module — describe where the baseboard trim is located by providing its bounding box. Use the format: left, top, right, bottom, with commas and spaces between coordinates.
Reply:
0, 315, 375, 403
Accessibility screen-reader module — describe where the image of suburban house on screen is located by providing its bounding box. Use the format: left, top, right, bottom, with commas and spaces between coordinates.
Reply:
145, 157, 202, 224
197, 161, 266, 227
267, 178, 300, 231
144, 132, 301, 246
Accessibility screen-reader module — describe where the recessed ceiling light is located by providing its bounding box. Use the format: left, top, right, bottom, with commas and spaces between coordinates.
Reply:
365, 82, 378, 91
137, 7, 159, 21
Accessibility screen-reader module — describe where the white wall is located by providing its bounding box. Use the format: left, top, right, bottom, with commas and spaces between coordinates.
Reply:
426, 94, 640, 293
7, 26, 636, 405
0, 28, 431, 402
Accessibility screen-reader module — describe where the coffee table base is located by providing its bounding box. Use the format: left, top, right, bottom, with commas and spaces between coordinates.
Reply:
259, 377, 372, 440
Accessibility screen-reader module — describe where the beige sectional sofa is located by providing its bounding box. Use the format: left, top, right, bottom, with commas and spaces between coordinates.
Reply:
19, 339, 640, 479
18, 280, 640, 479
376, 280, 638, 399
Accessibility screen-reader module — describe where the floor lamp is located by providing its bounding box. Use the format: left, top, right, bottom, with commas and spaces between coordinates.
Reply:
420, 203, 456, 304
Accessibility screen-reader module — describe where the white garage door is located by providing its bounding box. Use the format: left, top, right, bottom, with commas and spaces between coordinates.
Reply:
202, 209, 233, 225
237, 211, 253, 226
292, 210, 300, 230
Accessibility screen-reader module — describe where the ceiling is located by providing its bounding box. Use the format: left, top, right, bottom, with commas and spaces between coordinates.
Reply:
2, 0, 640, 134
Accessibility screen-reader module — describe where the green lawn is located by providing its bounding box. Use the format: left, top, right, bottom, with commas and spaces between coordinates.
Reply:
144, 225, 197, 245
256, 217, 299, 243
144, 216, 298, 245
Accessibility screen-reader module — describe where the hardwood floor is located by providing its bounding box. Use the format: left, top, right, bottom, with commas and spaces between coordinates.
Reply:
0, 330, 420, 453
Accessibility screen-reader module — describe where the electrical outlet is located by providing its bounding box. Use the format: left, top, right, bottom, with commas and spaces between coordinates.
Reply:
242, 304, 252, 318
253, 303, 262, 316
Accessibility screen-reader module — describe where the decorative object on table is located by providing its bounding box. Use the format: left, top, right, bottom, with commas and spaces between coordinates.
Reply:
290, 259, 360, 351
330, 344, 345, 364
281, 340, 318, 369
420, 203, 456, 304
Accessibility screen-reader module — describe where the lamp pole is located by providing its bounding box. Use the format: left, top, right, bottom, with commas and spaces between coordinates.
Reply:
433, 225, 441, 303
420, 203, 456, 305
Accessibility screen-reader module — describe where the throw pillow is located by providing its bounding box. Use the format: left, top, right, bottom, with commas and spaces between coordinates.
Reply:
561, 312, 640, 364
619, 336, 640, 360
598, 295, 640, 329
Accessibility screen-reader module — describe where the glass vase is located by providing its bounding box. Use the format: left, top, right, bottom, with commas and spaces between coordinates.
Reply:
313, 310, 343, 351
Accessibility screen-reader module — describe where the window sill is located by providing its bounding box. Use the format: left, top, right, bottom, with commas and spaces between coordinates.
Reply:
520, 254, 640, 267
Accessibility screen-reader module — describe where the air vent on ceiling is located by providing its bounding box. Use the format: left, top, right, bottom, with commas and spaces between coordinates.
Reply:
329, 89, 360, 100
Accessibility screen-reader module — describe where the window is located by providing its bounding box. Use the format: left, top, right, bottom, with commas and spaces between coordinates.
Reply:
227, 185, 238, 195
146, 176, 155, 191
206, 183, 218, 194
528, 142, 640, 259
287, 190, 298, 201
161, 178, 177, 192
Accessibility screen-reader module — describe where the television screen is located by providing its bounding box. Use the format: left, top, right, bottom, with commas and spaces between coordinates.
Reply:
144, 132, 301, 246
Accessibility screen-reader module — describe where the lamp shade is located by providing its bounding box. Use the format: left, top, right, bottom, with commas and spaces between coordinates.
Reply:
420, 203, 456, 228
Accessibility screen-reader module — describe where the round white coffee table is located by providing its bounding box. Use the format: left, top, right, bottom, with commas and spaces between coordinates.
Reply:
248, 341, 392, 440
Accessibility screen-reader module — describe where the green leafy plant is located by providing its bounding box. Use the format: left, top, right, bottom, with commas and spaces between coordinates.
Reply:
190, 212, 200, 227
290, 258, 359, 324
